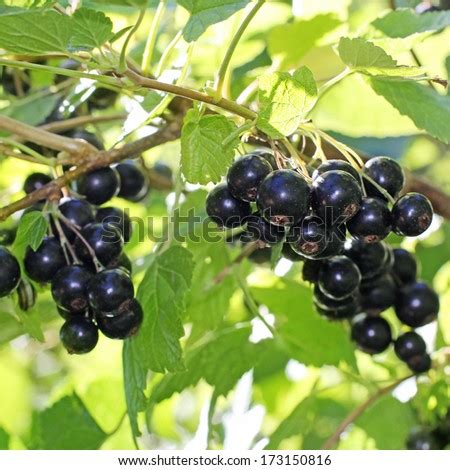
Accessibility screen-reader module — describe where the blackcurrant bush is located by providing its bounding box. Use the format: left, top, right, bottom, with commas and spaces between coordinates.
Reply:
311, 170, 362, 220
318, 256, 361, 300
69, 129, 104, 150
312, 160, 361, 184
395, 281, 439, 327
394, 331, 426, 361
23, 173, 52, 194
206, 184, 251, 228
281, 242, 305, 262
60, 317, 99, 354
407, 428, 440, 450
344, 239, 388, 280
289, 215, 328, 257
351, 314, 392, 354
88, 268, 134, 312
95, 298, 143, 339
77, 167, 120, 206
246, 213, 285, 245
392, 248, 418, 285
51, 265, 93, 314
227, 154, 273, 202
257, 170, 310, 226
57, 199, 95, 242
363, 156, 405, 199
24, 237, 66, 283
347, 197, 392, 243
96, 206, 132, 243
88, 87, 118, 110
74, 223, 123, 266
115, 161, 149, 202
360, 273, 396, 314
302, 259, 322, 283
392, 193, 433, 237
0, 247, 21, 297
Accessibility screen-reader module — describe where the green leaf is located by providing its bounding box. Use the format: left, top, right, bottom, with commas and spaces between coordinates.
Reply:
70, 8, 114, 51
257, 66, 318, 139
13, 211, 48, 259
338, 37, 423, 78
372, 8, 450, 38
267, 14, 341, 67
177, 0, 250, 42
370, 77, 450, 144
15, 308, 44, 342
181, 108, 240, 184
0, 427, 9, 450
0, 93, 59, 126
28, 394, 107, 449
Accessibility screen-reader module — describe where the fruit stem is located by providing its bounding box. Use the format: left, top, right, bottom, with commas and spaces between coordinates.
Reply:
119, 7, 147, 73
317, 68, 352, 103
0, 140, 56, 167
155, 30, 183, 78
283, 138, 311, 179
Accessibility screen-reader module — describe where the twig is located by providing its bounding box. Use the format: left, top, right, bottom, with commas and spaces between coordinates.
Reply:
39, 113, 126, 135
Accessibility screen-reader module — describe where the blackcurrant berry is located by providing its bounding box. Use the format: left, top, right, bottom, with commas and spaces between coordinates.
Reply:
88, 87, 118, 110
106, 253, 133, 274
88, 268, 134, 312
407, 428, 440, 450
24, 237, 66, 283
69, 129, 104, 150
351, 314, 392, 354
23, 173, 52, 194
0, 227, 16, 246
318, 256, 361, 300
363, 156, 405, 199
312, 160, 361, 184
392, 248, 418, 285
309, 224, 346, 260
252, 149, 278, 170
96, 206, 132, 243
302, 259, 322, 283
57, 199, 95, 242
394, 331, 426, 361
246, 213, 285, 245
392, 193, 433, 237
313, 285, 360, 320
153, 162, 173, 181
60, 317, 99, 354
227, 154, 273, 202
0, 247, 21, 297
74, 223, 123, 266
347, 197, 392, 243
395, 281, 439, 327
95, 298, 143, 339
17, 279, 37, 312
360, 273, 396, 314
344, 239, 388, 280
281, 242, 305, 262
311, 170, 362, 220
407, 353, 432, 373
51, 265, 93, 314
206, 184, 251, 228
289, 215, 328, 257
77, 167, 120, 206
257, 170, 310, 226
115, 161, 149, 202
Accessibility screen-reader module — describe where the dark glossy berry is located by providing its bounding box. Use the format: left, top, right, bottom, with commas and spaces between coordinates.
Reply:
246, 213, 285, 245
407, 427, 440, 450
363, 156, 405, 199
257, 170, 310, 226
95, 298, 143, 339
347, 197, 392, 243
153, 161, 173, 181
392, 193, 433, 237
24, 237, 66, 283
88, 268, 134, 313
115, 161, 149, 202
281, 242, 305, 262
289, 215, 328, 257
23, 173, 52, 194
395, 281, 439, 327
206, 184, 251, 228
0, 247, 21, 297
0, 227, 16, 246
77, 167, 120, 205
302, 259, 322, 283
308, 224, 346, 260
96, 206, 132, 243
311, 170, 362, 220
69, 129, 104, 150
106, 253, 133, 274
344, 239, 388, 280
248, 246, 272, 264
51, 266, 93, 314
394, 331, 426, 361
407, 353, 432, 373
392, 248, 418, 285
2, 67, 30, 95
74, 223, 123, 266
60, 317, 99, 354
58, 199, 95, 242
313, 285, 360, 320
318, 256, 361, 300
88, 87, 118, 110
360, 273, 396, 314
253, 149, 278, 170
312, 160, 361, 184
351, 314, 392, 354
227, 154, 273, 202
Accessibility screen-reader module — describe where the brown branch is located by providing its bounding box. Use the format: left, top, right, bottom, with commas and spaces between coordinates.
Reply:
39, 113, 127, 134
321, 374, 414, 450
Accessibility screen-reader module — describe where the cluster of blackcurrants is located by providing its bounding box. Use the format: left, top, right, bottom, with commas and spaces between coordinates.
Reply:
406, 412, 450, 450
207, 151, 439, 373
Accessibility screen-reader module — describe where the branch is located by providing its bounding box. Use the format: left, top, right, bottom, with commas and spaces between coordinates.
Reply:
321, 374, 414, 450
39, 113, 127, 134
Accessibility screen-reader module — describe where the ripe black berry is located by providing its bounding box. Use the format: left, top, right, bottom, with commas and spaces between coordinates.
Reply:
289, 216, 327, 257
88, 87, 118, 110
392, 248, 418, 285
77, 167, 120, 206
407, 428, 440, 450
313, 285, 360, 320
312, 160, 361, 184
96, 206, 132, 243
95, 298, 143, 339
311, 170, 362, 220
302, 259, 322, 283
344, 239, 388, 280
227, 154, 273, 202
281, 243, 305, 262
153, 162, 173, 181
392, 193, 433, 237
60, 317, 99, 354
88, 268, 134, 312
106, 253, 133, 274
51, 265, 93, 314
363, 156, 405, 199
115, 161, 149, 202
69, 129, 104, 150
252, 149, 278, 170
309, 224, 346, 260
407, 354, 432, 373
360, 273, 396, 314
23, 173, 52, 194
74, 223, 123, 266
395, 281, 439, 327
246, 213, 285, 245
0, 227, 16, 246
318, 256, 361, 300
347, 197, 392, 243
351, 314, 392, 354
394, 331, 426, 361
0, 247, 21, 297
257, 170, 310, 226
58, 199, 95, 242
206, 184, 251, 228
24, 237, 66, 283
